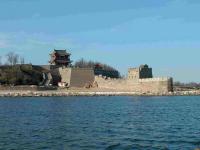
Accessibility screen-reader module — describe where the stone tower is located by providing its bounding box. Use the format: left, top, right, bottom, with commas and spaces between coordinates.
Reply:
49, 49, 72, 67
128, 64, 153, 81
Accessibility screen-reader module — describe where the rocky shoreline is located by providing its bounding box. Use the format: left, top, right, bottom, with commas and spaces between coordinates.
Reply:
0, 90, 200, 97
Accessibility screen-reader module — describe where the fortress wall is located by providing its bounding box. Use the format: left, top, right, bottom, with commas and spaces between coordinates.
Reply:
95, 76, 173, 93
138, 77, 171, 82
70, 68, 95, 87
128, 68, 140, 81
52, 67, 95, 87
53, 66, 173, 92
137, 77, 173, 93
95, 76, 143, 92
59, 68, 71, 85
94, 76, 129, 91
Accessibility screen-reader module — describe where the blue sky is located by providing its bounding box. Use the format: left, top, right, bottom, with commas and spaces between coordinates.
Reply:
0, 0, 200, 82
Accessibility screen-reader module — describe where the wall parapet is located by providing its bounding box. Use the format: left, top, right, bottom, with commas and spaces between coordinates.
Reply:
95, 75, 124, 81
139, 77, 172, 82
72, 67, 94, 71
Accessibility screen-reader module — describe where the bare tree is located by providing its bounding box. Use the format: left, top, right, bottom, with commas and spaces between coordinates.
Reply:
0, 56, 2, 65
20, 56, 25, 64
13, 54, 19, 65
6, 52, 19, 66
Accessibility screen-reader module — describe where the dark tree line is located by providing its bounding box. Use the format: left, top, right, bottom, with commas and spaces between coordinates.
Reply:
74, 58, 119, 71
74, 58, 121, 78
174, 81, 200, 89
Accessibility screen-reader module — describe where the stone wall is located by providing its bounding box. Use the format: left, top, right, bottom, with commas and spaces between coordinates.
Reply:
58, 68, 95, 87
48, 64, 173, 92
137, 78, 173, 93
95, 76, 129, 90
95, 76, 173, 93
70, 68, 95, 87
59, 68, 71, 85
128, 68, 140, 81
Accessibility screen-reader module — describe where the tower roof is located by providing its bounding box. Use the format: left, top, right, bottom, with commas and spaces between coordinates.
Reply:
54, 49, 70, 56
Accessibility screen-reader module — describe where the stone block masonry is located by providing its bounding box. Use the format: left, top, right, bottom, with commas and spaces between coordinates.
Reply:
137, 78, 173, 93
59, 67, 95, 87
95, 76, 173, 93
70, 68, 95, 87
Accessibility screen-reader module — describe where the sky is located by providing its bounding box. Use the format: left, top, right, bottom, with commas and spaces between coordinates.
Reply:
0, 0, 200, 82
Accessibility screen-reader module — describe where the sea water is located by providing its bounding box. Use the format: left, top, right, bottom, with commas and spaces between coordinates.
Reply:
0, 96, 200, 150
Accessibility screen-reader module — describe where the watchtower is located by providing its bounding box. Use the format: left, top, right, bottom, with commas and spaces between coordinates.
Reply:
128, 64, 153, 81
49, 49, 72, 67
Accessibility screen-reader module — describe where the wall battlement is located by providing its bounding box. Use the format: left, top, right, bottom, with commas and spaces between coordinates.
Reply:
95, 75, 120, 80
72, 67, 94, 70
139, 77, 172, 82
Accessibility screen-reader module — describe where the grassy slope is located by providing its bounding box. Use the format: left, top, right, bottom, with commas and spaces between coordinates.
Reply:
0, 65, 46, 85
